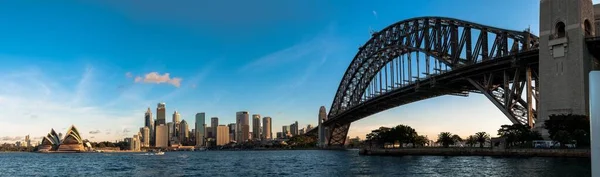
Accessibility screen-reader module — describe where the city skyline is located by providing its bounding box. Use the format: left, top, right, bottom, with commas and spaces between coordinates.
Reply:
4, 0, 593, 143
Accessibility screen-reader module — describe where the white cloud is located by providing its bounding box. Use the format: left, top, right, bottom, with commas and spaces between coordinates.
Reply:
125, 72, 133, 78
372, 10, 378, 19
89, 130, 101, 134
134, 72, 182, 87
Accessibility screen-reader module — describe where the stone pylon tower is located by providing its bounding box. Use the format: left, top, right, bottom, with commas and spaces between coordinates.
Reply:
318, 106, 328, 148
537, 0, 595, 136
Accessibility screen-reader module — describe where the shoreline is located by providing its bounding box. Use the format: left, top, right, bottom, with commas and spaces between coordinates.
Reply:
359, 148, 590, 158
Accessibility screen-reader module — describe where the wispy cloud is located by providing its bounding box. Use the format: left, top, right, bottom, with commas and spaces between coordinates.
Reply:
372, 10, 378, 19
89, 130, 101, 134
133, 72, 182, 87
71, 65, 94, 105
125, 72, 133, 78
1, 136, 23, 141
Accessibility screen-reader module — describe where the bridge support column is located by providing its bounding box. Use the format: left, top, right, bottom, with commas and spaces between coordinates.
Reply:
327, 123, 350, 147
590, 71, 599, 177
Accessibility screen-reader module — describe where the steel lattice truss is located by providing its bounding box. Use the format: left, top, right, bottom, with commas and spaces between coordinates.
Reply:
323, 17, 539, 147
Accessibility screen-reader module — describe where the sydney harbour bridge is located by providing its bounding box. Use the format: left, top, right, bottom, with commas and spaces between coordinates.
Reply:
307, 0, 600, 147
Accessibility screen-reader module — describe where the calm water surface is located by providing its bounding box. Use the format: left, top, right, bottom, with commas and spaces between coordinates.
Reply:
0, 150, 591, 176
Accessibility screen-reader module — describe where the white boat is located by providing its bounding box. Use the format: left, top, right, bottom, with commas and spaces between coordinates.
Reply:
155, 151, 164, 155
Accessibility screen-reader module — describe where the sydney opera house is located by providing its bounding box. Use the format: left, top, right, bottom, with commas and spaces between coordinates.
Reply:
38, 125, 86, 152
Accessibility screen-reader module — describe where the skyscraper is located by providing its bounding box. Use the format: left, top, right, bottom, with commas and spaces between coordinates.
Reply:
236, 111, 249, 142
252, 114, 261, 140
211, 117, 219, 138
290, 121, 299, 136
25, 135, 30, 148
195, 113, 206, 146
140, 127, 150, 147
228, 123, 236, 142
172, 111, 181, 141
262, 117, 272, 140
216, 125, 229, 146
155, 124, 168, 148
282, 125, 290, 138
144, 108, 154, 145
307, 124, 313, 132
179, 119, 189, 144
157, 103, 166, 125
167, 122, 174, 144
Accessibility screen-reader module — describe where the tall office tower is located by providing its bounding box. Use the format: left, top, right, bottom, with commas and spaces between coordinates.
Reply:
318, 106, 327, 147
155, 124, 168, 148
236, 111, 250, 142
211, 117, 218, 138
195, 113, 206, 146
276, 132, 283, 139
228, 123, 236, 142
290, 121, 299, 136
262, 117, 272, 140
216, 125, 229, 146
307, 124, 313, 132
156, 103, 166, 125
252, 114, 261, 140
179, 119, 189, 144
144, 108, 155, 146
140, 127, 150, 147
167, 122, 174, 143
172, 111, 181, 140
206, 127, 213, 139
299, 128, 305, 135
24, 135, 30, 148
282, 125, 290, 138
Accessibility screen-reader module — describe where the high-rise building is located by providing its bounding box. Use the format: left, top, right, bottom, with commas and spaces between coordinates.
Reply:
282, 125, 290, 138
252, 114, 261, 140
216, 125, 229, 146
25, 135, 30, 148
307, 124, 313, 132
206, 126, 213, 139
236, 111, 250, 142
262, 117, 272, 140
290, 121, 299, 136
211, 117, 218, 138
299, 128, 305, 135
144, 108, 154, 145
140, 127, 150, 147
195, 113, 206, 146
228, 123, 236, 142
179, 119, 189, 144
276, 132, 283, 139
167, 122, 174, 144
155, 124, 168, 148
172, 111, 181, 140
157, 103, 166, 125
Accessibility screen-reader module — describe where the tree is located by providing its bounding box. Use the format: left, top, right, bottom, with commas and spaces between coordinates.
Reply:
413, 135, 429, 147
544, 114, 590, 147
391, 125, 418, 147
437, 132, 455, 148
553, 130, 572, 148
451, 135, 463, 144
497, 124, 541, 148
475, 132, 490, 148
466, 135, 477, 147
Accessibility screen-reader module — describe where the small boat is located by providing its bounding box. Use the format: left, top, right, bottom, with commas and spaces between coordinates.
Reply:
155, 151, 164, 155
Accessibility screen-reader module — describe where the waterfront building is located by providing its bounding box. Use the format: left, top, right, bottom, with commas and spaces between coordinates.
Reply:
195, 113, 206, 146
252, 114, 261, 140
140, 127, 150, 147
173, 111, 181, 139
179, 120, 189, 143
299, 128, 305, 135
276, 132, 283, 139
25, 135, 30, 148
262, 117, 272, 140
144, 108, 154, 145
236, 111, 250, 142
228, 123, 236, 142
290, 121, 299, 136
206, 127, 213, 139
211, 117, 218, 138
167, 122, 175, 142
282, 126, 290, 138
155, 124, 168, 148
306, 124, 313, 132
216, 125, 229, 146
156, 103, 166, 125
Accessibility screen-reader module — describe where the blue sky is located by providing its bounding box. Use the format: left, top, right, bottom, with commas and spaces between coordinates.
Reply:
0, 0, 585, 143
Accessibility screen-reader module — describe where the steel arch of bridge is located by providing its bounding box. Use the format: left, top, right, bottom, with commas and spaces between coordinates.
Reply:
324, 17, 540, 146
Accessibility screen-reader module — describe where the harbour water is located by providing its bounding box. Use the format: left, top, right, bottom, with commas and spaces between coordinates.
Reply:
0, 150, 591, 176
